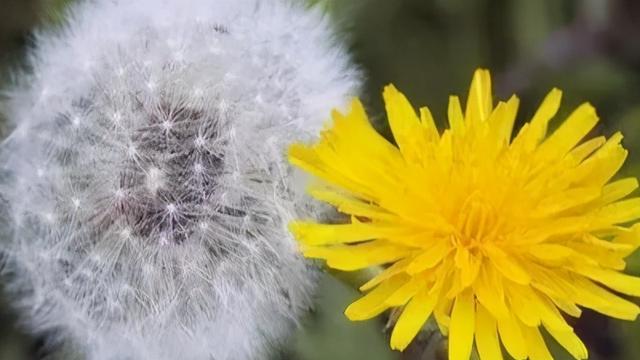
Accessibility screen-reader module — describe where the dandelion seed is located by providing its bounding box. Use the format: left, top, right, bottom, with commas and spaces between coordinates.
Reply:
289, 69, 640, 360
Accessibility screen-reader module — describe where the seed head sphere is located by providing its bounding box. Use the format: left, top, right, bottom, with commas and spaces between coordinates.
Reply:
0, 0, 358, 359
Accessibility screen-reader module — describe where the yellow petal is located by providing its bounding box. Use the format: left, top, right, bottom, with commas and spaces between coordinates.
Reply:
465, 68, 493, 125
510, 285, 573, 332
448, 95, 465, 135
570, 132, 627, 188
536, 102, 598, 160
530, 291, 572, 331
549, 296, 582, 318
288, 143, 362, 196
475, 304, 503, 360
307, 186, 396, 220
458, 248, 481, 287
487, 95, 519, 146
359, 258, 411, 291
571, 265, 640, 297
390, 286, 437, 350
448, 290, 476, 360
419, 106, 440, 141
506, 284, 541, 327
532, 187, 601, 217
512, 88, 562, 152
568, 136, 606, 163
527, 243, 575, 263
545, 326, 588, 360
406, 238, 452, 274
290, 221, 382, 246
434, 297, 453, 336
568, 242, 626, 270
384, 85, 426, 164
474, 264, 509, 320
522, 326, 553, 360
385, 275, 425, 306
290, 98, 405, 201
613, 223, 640, 255
497, 313, 527, 360
303, 241, 412, 271
596, 197, 640, 226
529, 269, 582, 319
486, 245, 531, 285
600, 177, 639, 205
573, 277, 640, 320
581, 233, 633, 251
345, 274, 409, 320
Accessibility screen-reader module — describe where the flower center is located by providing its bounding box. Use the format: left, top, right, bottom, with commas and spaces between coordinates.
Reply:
454, 194, 498, 247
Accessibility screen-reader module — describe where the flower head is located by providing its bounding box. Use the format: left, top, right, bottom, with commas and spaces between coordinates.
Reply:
289, 69, 640, 360
0, 0, 358, 359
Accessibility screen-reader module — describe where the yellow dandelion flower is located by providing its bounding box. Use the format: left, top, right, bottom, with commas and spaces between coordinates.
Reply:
288, 69, 640, 360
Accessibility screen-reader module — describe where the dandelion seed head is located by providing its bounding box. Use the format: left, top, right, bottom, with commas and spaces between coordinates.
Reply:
0, 0, 359, 359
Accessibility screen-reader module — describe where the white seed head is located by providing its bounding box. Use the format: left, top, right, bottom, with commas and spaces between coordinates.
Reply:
0, 0, 359, 359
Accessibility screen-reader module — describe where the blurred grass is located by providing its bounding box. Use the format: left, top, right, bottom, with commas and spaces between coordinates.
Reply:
2, 0, 640, 359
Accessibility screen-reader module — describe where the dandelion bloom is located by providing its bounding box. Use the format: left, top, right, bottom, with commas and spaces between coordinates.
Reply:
289, 69, 640, 360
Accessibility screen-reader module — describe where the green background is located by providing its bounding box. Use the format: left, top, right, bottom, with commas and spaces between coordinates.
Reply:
1, 0, 640, 359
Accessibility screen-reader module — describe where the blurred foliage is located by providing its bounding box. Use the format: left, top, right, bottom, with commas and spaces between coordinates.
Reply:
2, 0, 640, 359
285, 273, 397, 360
